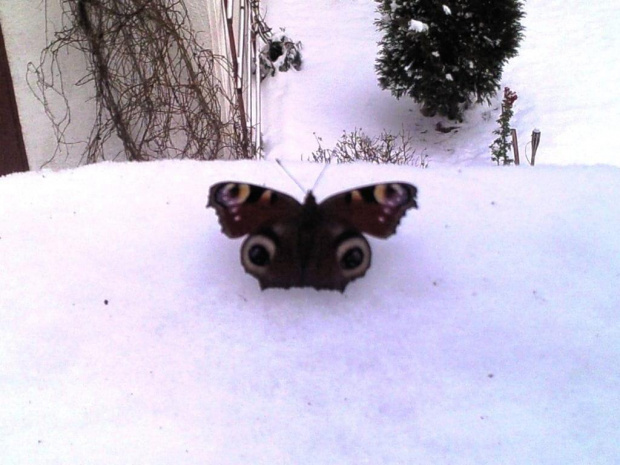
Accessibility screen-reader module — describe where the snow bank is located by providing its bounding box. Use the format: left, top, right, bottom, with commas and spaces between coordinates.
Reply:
1, 160, 619, 463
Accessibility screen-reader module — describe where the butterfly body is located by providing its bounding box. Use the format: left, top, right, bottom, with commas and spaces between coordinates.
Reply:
208, 182, 417, 292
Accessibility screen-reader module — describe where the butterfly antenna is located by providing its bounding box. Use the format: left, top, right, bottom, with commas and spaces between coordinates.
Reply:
275, 159, 307, 194
310, 163, 329, 192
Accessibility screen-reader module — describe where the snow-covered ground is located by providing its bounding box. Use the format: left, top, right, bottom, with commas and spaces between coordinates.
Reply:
2, 0, 620, 463
2, 160, 619, 463
262, 0, 620, 167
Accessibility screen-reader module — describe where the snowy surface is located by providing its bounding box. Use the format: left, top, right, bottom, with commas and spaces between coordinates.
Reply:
408, 19, 429, 33
262, 0, 620, 167
2, 160, 620, 463
2, 0, 620, 463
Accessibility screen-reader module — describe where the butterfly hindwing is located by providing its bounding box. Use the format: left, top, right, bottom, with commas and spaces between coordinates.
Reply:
318, 183, 418, 238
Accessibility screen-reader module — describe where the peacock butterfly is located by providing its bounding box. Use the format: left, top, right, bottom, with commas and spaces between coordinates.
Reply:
207, 181, 418, 291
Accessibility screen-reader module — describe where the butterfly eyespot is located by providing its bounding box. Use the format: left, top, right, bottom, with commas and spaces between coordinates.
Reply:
341, 247, 364, 270
374, 183, 408, 207
217, 183, 251, 206
241, 235, 276, 275
336, 236, 371, 279
249, 244, 270, 266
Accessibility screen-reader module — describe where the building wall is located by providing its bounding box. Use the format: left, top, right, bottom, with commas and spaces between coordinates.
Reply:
0, 20, 29, 175
0, 0, 230, 171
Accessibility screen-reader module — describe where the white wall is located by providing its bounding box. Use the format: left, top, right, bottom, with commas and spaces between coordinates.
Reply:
0, 0, 229, 171
1, 1, 65, 170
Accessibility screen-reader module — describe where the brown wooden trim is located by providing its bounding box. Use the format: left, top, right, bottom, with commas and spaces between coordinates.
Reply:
0, 20, 29, 176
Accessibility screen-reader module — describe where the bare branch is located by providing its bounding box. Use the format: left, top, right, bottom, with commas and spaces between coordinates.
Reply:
27, 0, 252, 166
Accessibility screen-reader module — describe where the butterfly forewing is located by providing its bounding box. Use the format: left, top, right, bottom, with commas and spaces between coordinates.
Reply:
208, 182, 303, 238
318, 183, 418, 238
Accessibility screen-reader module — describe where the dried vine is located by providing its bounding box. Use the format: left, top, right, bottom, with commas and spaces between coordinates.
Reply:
28, 0, 250, 165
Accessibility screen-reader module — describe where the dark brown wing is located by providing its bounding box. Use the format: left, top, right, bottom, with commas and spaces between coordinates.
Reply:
318, 183, 418, 238
239, 215, 371, 292
239, 217, 304, 290
207, 182, 302, 238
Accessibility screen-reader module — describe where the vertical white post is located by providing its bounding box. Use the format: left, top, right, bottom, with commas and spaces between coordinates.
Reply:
237, 0, 245, 92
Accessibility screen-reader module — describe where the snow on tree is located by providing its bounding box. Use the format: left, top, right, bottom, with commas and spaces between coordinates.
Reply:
375, 0, 525, 121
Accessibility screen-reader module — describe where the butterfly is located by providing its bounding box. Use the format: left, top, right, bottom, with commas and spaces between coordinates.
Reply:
207, 182, 418, 292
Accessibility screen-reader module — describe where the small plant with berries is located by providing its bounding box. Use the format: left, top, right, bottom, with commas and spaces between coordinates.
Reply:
490, 87, 518, 165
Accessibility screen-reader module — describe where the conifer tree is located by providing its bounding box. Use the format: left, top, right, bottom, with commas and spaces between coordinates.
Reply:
375, 0, 524, 121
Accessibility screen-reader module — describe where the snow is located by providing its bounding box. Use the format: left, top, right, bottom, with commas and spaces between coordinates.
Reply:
408, 19, 429, 33
2, 161, 620, 463
262, 0, 620, 167
2, 0, 620, 463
